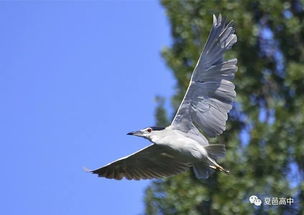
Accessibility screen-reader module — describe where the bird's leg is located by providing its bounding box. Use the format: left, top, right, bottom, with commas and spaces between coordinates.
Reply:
209, 165, 217, 170
207, 157, 230, 174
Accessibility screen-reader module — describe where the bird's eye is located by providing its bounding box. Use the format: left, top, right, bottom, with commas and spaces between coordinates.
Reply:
147, 128, 152, 133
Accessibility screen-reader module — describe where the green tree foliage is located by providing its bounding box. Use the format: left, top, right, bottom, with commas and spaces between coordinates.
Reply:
145, 0, 304, 214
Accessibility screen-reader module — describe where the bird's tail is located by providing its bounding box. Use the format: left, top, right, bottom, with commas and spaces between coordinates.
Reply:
193, 162, 214, 179
205, 144, 229, 174
193, 144, 229, 179
205, 144, 226, 160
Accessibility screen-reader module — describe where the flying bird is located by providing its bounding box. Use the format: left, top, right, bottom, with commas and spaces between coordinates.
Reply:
88, 14, 237, 180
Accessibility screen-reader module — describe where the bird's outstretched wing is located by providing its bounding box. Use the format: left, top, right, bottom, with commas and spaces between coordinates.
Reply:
171, 14, 237, 138
89, 144, 191, 180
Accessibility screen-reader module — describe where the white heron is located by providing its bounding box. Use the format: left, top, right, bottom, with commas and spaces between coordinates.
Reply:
88, 14, 237, 180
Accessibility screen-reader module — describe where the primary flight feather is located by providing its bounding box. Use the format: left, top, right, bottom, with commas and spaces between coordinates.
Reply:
88, 14, 237, 180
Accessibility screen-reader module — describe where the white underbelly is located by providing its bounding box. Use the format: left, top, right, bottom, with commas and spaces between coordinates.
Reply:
156, 135, 207, 161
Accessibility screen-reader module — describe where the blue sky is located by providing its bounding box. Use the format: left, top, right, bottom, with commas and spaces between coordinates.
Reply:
0, 1, 175, 214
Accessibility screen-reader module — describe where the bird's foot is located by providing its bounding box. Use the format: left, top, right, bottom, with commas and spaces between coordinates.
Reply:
209, 164, 230, 175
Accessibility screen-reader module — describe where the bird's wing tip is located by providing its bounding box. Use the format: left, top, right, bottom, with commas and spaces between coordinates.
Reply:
212, 14, 223, 26
212, 14, 217, 25
83, 166, 93, 173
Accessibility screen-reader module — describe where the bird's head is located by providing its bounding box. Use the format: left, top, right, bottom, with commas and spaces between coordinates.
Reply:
127, 126, 165, 140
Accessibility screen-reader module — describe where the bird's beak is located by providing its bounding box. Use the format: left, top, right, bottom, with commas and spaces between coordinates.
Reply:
127, 130, 143, 136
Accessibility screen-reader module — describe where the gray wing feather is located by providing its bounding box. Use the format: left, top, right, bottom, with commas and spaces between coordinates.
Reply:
89, 144, 191, 180
171, 14, 237, 138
